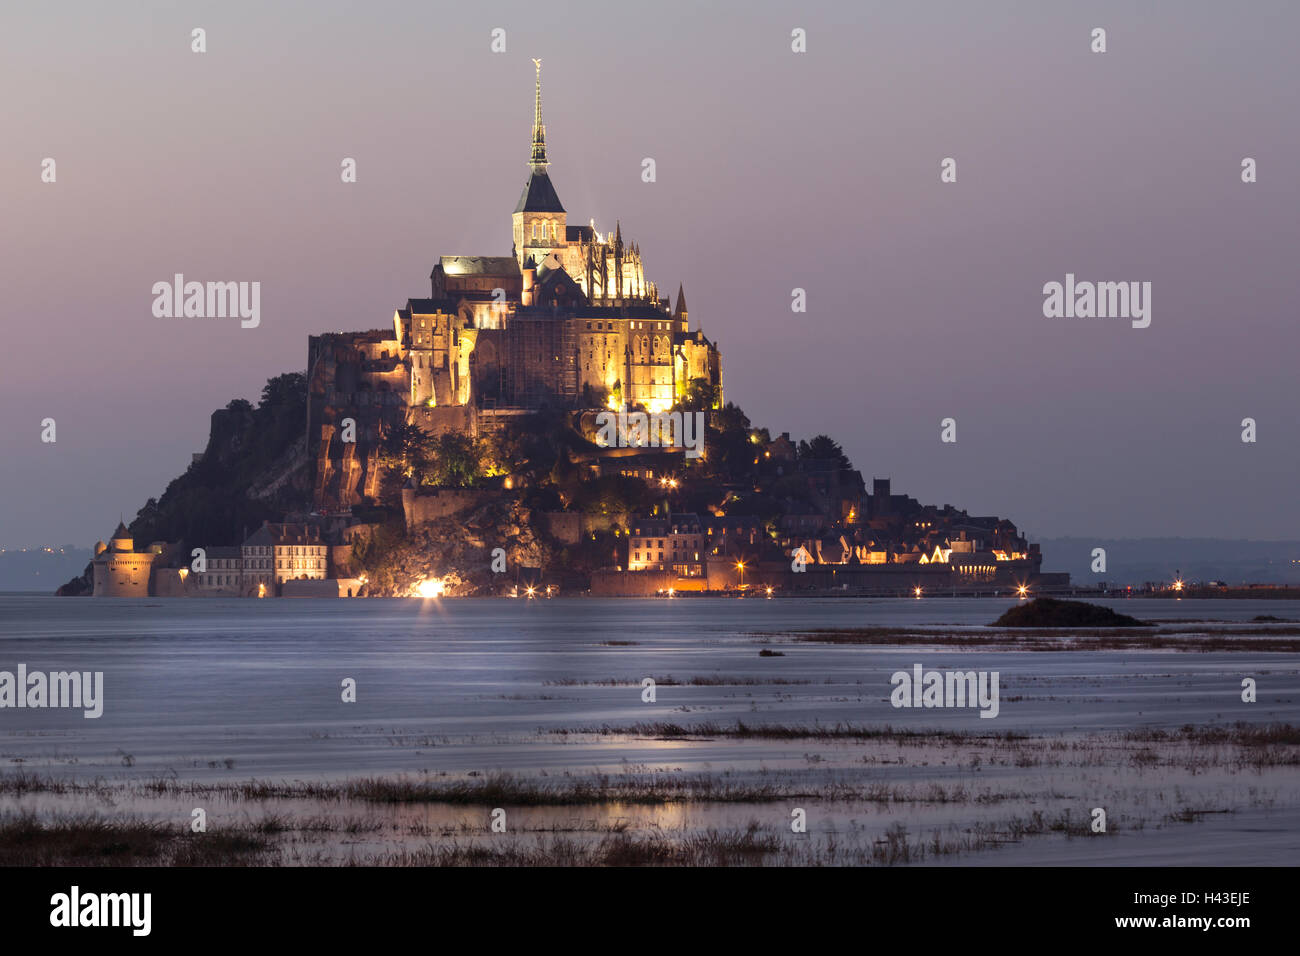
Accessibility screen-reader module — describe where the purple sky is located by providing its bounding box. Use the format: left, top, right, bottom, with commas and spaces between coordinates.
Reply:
3, 0, 1298, 547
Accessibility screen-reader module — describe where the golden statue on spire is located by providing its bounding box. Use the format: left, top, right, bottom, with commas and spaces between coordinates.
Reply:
530, 58, 547, 169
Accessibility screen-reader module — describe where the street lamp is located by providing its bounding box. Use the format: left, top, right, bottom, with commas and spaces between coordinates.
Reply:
735, 560, 746, 589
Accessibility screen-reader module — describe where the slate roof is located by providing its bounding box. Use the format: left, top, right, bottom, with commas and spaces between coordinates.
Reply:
243, 523, 322, 548
405, 298, 459, 314
534, 265, 587, 304
438, 256, 521, 276
514, 170, 565, 213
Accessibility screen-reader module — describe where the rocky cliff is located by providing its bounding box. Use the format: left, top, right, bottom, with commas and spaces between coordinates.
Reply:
57, 373, 311, 593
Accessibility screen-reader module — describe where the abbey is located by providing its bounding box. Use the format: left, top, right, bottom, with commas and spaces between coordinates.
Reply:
308, 62, 723, 510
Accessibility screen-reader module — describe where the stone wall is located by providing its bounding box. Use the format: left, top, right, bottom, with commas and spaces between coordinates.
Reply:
401, 487, 506, 531
405, 403, 476, 438
92, 554, 154, 597
590, 568, 674, 596
328, 543, 354, 577
540, 512, 624, 545
151, 568, 190, 597
283, 578, 357, 598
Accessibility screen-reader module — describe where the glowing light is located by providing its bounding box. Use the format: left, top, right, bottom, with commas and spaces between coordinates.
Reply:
1017, 584, 1029, 599
1173, 579, 1184, 592
914, 586, 923, 598
416, 578, 445, 598
257, 582, 267, 598
525, 585, 537, 599
667, 587, 675, 598
178, 568, 188, 580
765, 585, 773, 598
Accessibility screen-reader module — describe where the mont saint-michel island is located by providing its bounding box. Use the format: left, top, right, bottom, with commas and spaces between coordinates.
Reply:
60, 65, 1059, 601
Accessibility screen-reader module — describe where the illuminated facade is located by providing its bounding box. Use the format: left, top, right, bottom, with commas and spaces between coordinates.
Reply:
628, 514, 706, 576
308, 62, 723, 509
241, 522, 328, 596
397, 61, 721, 414
91, 523, 159, 597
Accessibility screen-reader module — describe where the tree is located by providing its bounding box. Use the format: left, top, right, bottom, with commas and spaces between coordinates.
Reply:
259, 371, 306, 410
700, 401, 759, 481
424, 432, 483, 488
677, 377, 719, 412
799, 434, 853, 471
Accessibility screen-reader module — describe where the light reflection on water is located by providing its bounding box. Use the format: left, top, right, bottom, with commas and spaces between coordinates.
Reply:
1, 596, 1297, 864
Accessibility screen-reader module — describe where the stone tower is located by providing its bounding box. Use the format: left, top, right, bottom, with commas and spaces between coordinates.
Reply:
512, 60, 567, 268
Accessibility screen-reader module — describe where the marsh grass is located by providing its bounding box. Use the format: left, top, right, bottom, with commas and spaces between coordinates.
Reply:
551, 721, 1027, 743
783, 627, 1300, 652
0, 813, 272, 866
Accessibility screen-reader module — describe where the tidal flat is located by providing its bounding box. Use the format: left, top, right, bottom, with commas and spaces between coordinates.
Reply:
0, 596, 1296, 865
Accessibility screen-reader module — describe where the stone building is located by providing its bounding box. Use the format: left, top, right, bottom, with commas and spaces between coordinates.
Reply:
627, 513, 706, 577
241, 522, 327, 596
91, 523, 160, 597
90, 523, 190, 597
307, 62, 723, 511
195, 546, 243, 595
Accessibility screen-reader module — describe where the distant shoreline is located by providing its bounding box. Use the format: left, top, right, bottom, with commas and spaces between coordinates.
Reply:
9, 588, 1300, 601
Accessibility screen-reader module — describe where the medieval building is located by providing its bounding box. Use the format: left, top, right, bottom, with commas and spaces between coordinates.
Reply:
91, 523, 186, 597
308, 62, 723, 511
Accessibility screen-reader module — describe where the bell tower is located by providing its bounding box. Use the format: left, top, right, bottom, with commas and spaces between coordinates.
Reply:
512, 59, 566, 269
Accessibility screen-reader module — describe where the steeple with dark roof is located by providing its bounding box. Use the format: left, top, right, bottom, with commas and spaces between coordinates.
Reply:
515, 59, 565, 214
530, 57, 547, 169
673, 283, 688, 320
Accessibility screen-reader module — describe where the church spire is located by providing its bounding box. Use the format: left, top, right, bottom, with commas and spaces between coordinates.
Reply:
530, 58, 548, 169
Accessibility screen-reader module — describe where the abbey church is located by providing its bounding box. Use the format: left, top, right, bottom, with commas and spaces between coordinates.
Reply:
308, 63, 723, 510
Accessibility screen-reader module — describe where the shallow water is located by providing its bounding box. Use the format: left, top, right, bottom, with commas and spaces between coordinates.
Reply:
1, 595, 1296, 865
0, 595, 1296, 780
